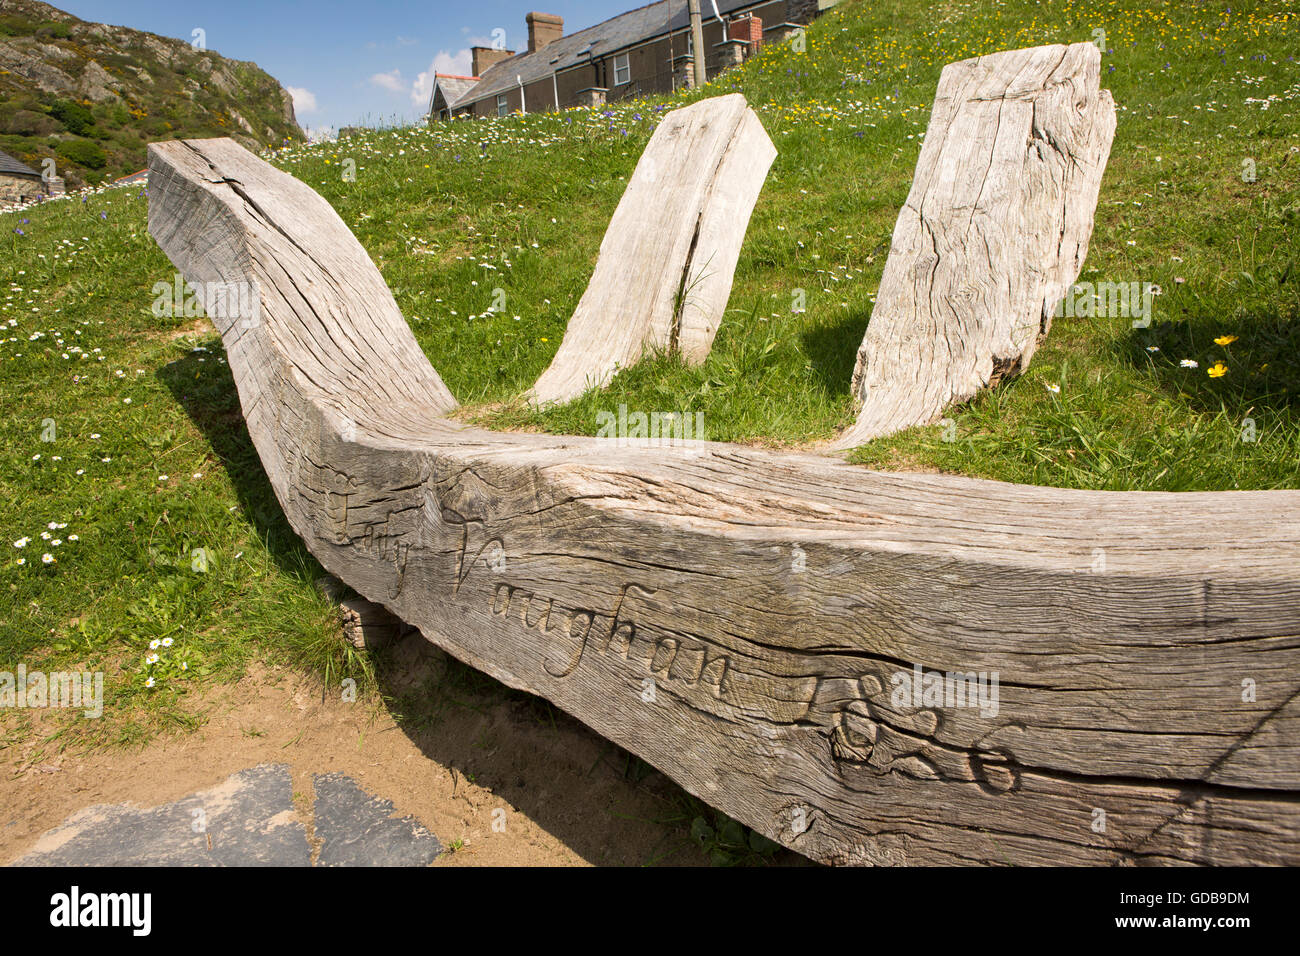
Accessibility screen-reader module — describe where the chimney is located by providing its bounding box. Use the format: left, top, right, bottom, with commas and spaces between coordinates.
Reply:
731, 14, 763, 53
471, 45, 515, 76
526, 12, 563, 53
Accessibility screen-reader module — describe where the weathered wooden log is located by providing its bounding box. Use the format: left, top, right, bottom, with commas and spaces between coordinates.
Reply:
147, 134, 1300, 866
836, 43, 1116, 447
527, 93, 775, 406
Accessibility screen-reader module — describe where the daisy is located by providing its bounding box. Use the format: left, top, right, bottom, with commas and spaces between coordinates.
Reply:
1180, 359, 1199, 369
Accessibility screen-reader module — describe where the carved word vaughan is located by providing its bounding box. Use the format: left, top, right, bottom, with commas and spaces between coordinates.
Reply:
891, 664, 999, 718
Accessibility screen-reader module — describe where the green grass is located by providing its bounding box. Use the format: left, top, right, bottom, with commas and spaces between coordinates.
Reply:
1, 0, 1297, 789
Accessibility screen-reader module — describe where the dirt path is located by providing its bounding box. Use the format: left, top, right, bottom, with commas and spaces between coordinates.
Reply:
1, 633, 753, 866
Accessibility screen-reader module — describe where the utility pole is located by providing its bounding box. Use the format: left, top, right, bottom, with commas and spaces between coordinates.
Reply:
688, 0, 706, 87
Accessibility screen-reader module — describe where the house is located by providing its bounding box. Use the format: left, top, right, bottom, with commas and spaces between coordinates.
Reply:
0, 149, 47, 204
433, 0, 828, 120
428, 74, 483, 121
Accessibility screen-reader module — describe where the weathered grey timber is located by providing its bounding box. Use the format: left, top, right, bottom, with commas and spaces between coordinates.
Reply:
836, 43, 1116, 448
147, 130, 1300, 866
528, 93, 775, 406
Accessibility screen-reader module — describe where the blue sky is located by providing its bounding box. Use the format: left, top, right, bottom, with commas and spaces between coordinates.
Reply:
57, 1, 649, 135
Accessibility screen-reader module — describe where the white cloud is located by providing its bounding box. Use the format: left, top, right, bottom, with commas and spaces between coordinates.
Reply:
412, 49, 476, 109
369, 69, 406, 93
287, 86, 318, 114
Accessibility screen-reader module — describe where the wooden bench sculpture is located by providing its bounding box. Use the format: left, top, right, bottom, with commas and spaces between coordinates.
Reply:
147, 54, 1300, 865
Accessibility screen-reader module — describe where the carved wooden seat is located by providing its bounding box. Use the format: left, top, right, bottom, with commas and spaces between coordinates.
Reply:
146, 55, 1300, 865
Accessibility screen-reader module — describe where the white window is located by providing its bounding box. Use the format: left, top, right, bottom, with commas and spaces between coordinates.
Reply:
614, 53, 630, 86
496, 93, 509, 117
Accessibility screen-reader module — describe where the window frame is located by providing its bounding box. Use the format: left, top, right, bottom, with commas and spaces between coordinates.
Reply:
614, 52, 631, 86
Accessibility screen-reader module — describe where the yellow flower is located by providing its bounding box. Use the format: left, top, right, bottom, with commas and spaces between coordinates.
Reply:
1214, 335, 1238, 346
1207, 362, 1228, 378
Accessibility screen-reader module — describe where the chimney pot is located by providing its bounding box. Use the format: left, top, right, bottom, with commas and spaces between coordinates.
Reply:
526, 11, 564, 53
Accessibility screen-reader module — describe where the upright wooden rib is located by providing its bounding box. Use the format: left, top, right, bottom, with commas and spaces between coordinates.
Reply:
836, 43, 1116, 447
148, 134, 1300, 866
528, 94, 776, 406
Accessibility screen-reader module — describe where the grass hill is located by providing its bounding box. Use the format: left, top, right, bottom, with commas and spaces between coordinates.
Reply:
0, 0, 303, 186
1, 0, 1297, 822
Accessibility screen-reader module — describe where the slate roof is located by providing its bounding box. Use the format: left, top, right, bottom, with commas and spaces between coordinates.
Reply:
452, 0, 766, 109
432, 74, 480, 112
0, 149, 41, 178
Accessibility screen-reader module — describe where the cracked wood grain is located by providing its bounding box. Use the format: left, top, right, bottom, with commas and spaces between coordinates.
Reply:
527, 94, 776, 406
836, 42, 1117, 448
146, 114, 1299, 866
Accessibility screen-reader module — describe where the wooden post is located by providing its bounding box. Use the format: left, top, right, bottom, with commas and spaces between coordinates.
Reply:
836, 43, 1116, 447
528, 94, 775, 406
688, 0, 707, 87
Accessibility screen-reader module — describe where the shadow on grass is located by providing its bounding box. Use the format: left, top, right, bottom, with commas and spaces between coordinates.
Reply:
157, 351, 798, 866
157, 352, 317, 582
799, 309, 869, 399
1115, 302, 1300, 418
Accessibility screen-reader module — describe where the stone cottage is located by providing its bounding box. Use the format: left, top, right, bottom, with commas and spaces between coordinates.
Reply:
432, 0, 833, 120
0, 149, 46, 204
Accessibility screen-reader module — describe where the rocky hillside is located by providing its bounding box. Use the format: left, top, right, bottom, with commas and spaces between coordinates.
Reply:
0, 0, 303, 186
